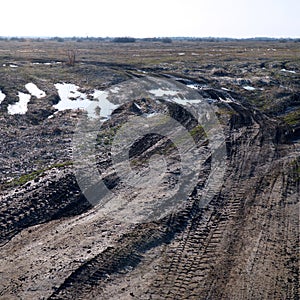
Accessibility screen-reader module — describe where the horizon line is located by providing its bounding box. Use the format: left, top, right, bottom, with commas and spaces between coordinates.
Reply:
1, 35, 299, 40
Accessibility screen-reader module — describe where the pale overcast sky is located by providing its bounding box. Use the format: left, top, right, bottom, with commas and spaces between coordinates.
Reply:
1, 0, 299, 38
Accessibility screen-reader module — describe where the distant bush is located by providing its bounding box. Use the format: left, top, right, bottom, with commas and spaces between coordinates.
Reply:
10, 37, 26, 42
35, 38, 45, 42
51, 37, 65, 42
112, 37, 136, 43
161, 38, 172, 43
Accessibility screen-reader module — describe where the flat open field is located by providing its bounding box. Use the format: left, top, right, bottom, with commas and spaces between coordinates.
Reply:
0, 39, 299, 299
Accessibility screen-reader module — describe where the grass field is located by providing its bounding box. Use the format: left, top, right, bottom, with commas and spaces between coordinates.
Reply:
0, 39, 299, 113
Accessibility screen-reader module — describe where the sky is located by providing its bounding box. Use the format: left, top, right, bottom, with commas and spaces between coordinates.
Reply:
1, 0, 299, 38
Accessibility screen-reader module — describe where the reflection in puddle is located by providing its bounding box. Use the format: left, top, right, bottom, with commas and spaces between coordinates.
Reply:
53, 83, 120, 119
54, 83, 99, 119
8, 92, 31, 115
25, 83, 46, 99
92, 90, 119, 119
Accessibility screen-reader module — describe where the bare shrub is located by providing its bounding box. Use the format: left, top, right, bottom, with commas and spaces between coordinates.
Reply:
66, 49, 76, 66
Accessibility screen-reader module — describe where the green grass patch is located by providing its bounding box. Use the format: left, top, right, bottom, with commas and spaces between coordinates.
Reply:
8, 161, 73, 187
217, 107, 237, 116
282, 110, 300, 126
189, 125, 204, 137
96, 124, 122, 146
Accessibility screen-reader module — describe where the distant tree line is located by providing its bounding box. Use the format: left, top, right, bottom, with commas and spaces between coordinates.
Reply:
0, 36, 299, 43
111, 37, 136, 43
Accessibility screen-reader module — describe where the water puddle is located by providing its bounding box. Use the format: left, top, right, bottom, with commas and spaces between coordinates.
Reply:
25, 83, 46, 99
281, 69, 296, 74
0, 90, 6, 105
92, 90, 119, 119
54, 83, 98, 118
243, 86, 256, 91
144, 112, 159, 118
150, 85, 204, 105
137, 69, 147, 74
53, 83, 119, 119
7, 92, 31, 115
221, 87, 230, 91
187, 84, 206, 90
32, 62, 62, 66
149, 89, 179, 97
172, 96, 203, 105
219, 97, 233, 103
